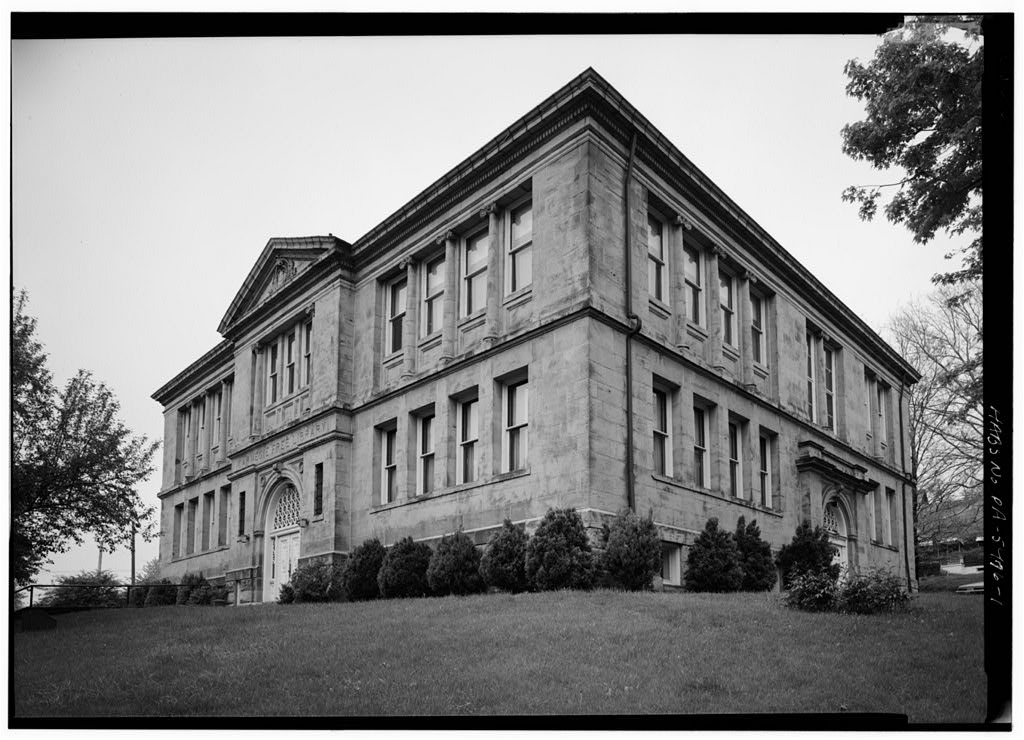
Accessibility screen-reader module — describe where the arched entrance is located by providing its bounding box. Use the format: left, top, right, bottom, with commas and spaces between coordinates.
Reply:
263, 482, 301, 602
822, 494, 852, 577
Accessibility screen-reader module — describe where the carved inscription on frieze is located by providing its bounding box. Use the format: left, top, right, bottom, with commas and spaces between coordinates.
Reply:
234, 418, 330, 469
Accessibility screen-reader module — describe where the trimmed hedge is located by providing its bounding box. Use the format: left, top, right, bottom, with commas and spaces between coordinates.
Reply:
427, 531, 485, 596
342, 538, 387, 601
481, 519, 530, 593
599, 509, 661, 591
378, 537, 433, 599
525, 508, 595, 591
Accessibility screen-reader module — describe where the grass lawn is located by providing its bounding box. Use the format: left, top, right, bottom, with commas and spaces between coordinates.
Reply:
13, 589, 984, 721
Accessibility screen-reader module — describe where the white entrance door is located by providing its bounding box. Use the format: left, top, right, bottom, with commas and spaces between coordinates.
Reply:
270, 530, 301, 598
824, 501, 850, 577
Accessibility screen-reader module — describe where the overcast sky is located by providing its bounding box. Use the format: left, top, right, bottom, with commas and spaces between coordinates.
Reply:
11, 33, 967, 582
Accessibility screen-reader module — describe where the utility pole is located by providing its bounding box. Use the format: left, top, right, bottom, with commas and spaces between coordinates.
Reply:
130, 523, 136, 586
97, 544, 104, 574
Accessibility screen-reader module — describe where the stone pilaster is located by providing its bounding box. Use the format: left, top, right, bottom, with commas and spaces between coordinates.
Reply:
482, 203, 501, 347
252, 344, 264, 438
401, 258, 419, 381
439, 231, 457, 365
708, 245, 725, 372
670, 215, 691, 353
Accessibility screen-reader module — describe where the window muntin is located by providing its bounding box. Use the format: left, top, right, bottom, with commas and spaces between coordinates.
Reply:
728, 422, 742, 498
422, 255, 445, 336
720, 272, 735, 347
806, 333, 816, 421
824, 346, 836, 432
381, 427, 397, 504
386, 276, 407, 355
303, 320, 312, 387
508, 201, 533, 294
759, 434, 772, 508
418, 413, 435, 495
693, 406, 708, 487
457, 397, 479, 484
504, 380, 529, 472
751, 295, 765, 365
683, 245, 703, 325
463, 229, 488, 316
647, 214, 667, 303
653, 388, 671, 476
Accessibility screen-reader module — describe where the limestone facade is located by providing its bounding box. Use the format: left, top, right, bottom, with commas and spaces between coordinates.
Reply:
153, 69, 919, 601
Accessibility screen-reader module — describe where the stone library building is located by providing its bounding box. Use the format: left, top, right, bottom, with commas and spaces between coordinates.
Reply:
153, 69, 919, 602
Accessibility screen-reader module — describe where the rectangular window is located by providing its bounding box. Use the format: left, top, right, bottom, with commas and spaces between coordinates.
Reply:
684, 245, 703, 325
314, 463, 323, 517
381, 427, 398, 504
508, 200, 533, 294
504, 380, 529, 472
202, 491, 214, 551
824, 346, 836, 432
806, 332, 816, 421
217, 485, 230, 546
386, 276, 407, 355
237, 491, 246, 537
173, 503, 184, 557
186, 498, 198, 555
302, 320, 312, 387
268, 342, 279, 404
720, 272, 735, 347
422, 255, 445, 336
463, 229, 488, 316
418, 413, 435, 495
877, 384, 889, 450
653, 388, 672, 476
758, 434, 772, 508
883, 487, 895, 545
870, 489, 880, 541
661, 543, 681, 586
647, 214, 667, 303
212, 389, 222, 446
728, 422, 741, 498
286, 331, 296, 395
457, 397, 479, 484
693, 406, 708, 487
888, 488, 899, 546
198, 401, 206, 455
751, 294, 765, 365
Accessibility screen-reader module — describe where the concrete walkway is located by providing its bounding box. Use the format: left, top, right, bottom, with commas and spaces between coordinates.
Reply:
941, 563, 984, 575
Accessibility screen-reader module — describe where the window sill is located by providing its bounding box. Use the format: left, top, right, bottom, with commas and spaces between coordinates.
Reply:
651, 473, 783, 517
686, 321, 708, 341
458, 312, 486, 331
648, 298, 671, 319
722, 344, 740, 361
171, 544, 231, 563
382, 352, 403, 370
503, 287, 533, 310
871, 539, 899, 552
418, 332, 442, 351
312, 515, 324, 523
264, 387, 311, 415
371, 468, 531, 514
753, 362, 769, 378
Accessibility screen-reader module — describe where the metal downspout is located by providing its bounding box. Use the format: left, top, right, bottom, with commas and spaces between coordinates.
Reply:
899, 375, 913, 591
623, 133, 640, 512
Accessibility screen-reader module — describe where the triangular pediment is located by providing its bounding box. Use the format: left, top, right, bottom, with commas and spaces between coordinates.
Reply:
218, 236, 344, 334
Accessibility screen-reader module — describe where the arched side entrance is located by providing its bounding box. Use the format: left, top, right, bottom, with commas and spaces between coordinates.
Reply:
262, 481, 302, 602
822, 489, 853, 577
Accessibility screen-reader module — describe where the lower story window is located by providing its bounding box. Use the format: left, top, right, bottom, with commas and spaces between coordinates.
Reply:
381, 426, 397, 504
661, 542, 681, 586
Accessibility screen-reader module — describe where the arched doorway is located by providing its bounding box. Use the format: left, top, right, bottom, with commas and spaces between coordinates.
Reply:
822, 495, 851, 577
263, 482, 301, 602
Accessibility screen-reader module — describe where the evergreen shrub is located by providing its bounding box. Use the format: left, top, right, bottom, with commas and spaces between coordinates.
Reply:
175, 572, 204, 605
289, 560, 345, 603
278, 583, 295, 604
525, 508, 595, 591
143, 579, 177, 607
599, 509, 662, 591
684, 518, 743, 592
378, 537, 433, 599
186, 578, 214, 605
342, 538, 387, 601
775, 520, 841, 588
426, 530, 485, 596
480, 519, 530, 593
734, 516, 778, 591
37, 570, 123, 608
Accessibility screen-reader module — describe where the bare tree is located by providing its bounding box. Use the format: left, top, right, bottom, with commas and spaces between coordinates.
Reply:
887, 283, 982, 551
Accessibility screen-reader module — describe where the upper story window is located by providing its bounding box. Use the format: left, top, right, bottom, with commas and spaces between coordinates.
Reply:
507, 199, 533, 294
417, 412, 435, 495
503, 378, 529, 473
877, 382, 890, 450
285, 330, 297, 396
805, 331, 816, 421
751, 293, 766, 365
386, 275, 407, 355
422, 255, 445, 336
719, 271, 735, 348
264, 317, 312, 407
462, 229, 488, 317
824, 345, 837, 433
268, 343, 279, 404
302, 320, 312, 387
647, 213, 667, 304
212, 388, 223, 444
683, 244, 703, 326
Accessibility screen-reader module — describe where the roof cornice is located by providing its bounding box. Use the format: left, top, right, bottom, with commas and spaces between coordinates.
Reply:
152, 339, 234, 406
